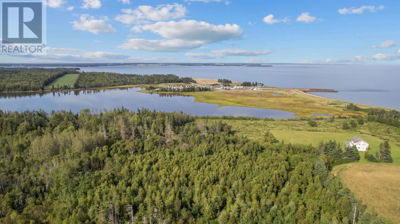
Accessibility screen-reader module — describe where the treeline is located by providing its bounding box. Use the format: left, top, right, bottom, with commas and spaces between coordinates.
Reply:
0, 68, 195, 92
0, 68, 76, 92
76, 72, 194, 88
346, 103, 400, 127
241, 81, 264, 87
318, 140, 360, 168
365, 141, 393, 163
0, 109, 383, 223
218, 79, 232, 85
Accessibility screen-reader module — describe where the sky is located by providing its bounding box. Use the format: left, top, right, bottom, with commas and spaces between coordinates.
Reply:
1, 0, 400, 63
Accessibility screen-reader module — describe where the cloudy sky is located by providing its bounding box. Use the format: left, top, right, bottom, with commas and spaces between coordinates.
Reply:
2, 0, 400, 63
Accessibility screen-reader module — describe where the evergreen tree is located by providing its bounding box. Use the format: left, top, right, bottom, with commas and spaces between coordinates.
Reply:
350, 120, 358, 128
342, 122, 350, 130
341, 146, 360, 163
365, 151, 378, 162
308, 119, 318, 127
378, 141, 393, 163
263, 130, 279, 144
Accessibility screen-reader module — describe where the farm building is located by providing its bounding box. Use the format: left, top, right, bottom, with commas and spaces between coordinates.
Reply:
346, 137, 369, 152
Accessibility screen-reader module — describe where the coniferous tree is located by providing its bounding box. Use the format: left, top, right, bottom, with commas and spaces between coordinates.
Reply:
378, 141, 393, 163
365, 151, 378, 162
263, 130, 279, 144
342, 122, 350, 130
308, 119, 318, 127
341, 146, 360, 163
0, 110, 385, 223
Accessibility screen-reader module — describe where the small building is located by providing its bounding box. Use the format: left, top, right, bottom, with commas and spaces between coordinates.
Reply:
346, 137, 369, 152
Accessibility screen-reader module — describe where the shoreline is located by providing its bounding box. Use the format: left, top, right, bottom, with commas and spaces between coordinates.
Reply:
0, 83, 394, 117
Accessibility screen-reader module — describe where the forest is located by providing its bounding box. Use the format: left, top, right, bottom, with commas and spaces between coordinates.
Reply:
0, 68, 194, 92
0, 69, 76, 92
75, 73, 194, 88
0, 109, 383, 223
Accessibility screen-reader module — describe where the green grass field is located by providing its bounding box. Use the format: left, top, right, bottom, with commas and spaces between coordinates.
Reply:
45, 74, 80, 89
202, 118, 400, 165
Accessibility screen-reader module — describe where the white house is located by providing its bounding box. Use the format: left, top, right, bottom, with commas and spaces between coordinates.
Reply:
346, 137, 369, 152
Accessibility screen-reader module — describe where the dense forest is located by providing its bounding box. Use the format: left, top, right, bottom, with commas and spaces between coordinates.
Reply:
76, 73, 194, 88
0, 109, 382, 223
0, 69, 76, 92
0, 68, 194, 92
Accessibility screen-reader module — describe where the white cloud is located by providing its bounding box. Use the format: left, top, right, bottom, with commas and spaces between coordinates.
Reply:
72, 15, 115, 34
46, 47, 79, 52
115, 4, 186, 25
46, 0, 65, 8
81, 0, 101, 9
338, 5, 384, 15
247, 57, 267, 63
82, 51, 130, 60
140, 20, 242, 44
184, 0, 230, 4
120, 20, 242, 52
185, 0, 223, 2
326, 51, 400, 63
370, 53, 399, 61
297, 12, 317, 23
187, 49, 271, 59
66, 6, 74, 11
185, 52, 219, 59
120, 39, 204, 51
19, 51, 131, 61
372, 40, 396, 49
119, 0, 130, 4
262, 14, 290, 24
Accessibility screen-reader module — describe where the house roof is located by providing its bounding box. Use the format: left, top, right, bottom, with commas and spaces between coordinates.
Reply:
351, 136, 365, 143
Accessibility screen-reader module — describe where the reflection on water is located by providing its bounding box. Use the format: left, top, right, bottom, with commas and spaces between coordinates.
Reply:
0, 88, 296, 119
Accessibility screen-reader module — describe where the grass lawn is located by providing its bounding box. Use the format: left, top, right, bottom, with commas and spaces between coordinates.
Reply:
202, 118, 400, 165
176, 88, 366, 117
333, 163, 400, 223
271, 129, 398, 164
45, 74, 80, 89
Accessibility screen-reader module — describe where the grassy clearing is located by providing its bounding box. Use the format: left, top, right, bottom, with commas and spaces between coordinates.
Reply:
201, 118, 400, 165
180, 88, 365, 117
333, 163, 400, 223
193, 78, 219, 85
45, 74, 80, 89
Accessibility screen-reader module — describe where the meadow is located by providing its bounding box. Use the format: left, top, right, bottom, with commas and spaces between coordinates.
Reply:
333, 163, 400, 224
45, 73, 80, 89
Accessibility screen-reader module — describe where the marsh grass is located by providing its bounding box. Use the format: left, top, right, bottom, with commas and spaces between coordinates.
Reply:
183, 89, 365, 117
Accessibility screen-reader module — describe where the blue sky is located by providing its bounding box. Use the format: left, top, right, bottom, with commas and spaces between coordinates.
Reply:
2, 0, 400, 63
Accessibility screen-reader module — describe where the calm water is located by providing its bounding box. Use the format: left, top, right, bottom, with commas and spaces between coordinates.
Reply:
81, 64, 400, 109
0, 88, 295, 119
